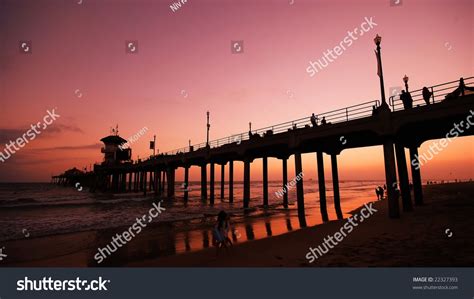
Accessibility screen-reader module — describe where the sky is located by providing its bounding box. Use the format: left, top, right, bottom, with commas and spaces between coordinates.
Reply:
0, 0, 473, 182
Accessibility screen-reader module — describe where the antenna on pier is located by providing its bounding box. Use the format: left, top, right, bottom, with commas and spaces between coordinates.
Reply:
110, 124, 119, 136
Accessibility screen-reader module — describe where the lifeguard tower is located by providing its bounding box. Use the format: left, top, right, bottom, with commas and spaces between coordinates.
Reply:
100, 125, 131, 165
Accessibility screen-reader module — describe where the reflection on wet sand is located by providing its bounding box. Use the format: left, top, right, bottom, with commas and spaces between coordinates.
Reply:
265, 221, 272, 237
85, 196, 365, 266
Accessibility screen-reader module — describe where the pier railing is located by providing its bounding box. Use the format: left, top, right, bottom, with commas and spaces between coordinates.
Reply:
388, 76, 474, 112
157, 99, 380, 156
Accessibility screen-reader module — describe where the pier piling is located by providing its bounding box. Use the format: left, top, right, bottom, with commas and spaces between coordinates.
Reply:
331, 154, 343, 220
409, 146, 424, 205
282, 157, 288, 208
395, 144, 413, 211
263, 157, 269, 206
317, 152, 329, 222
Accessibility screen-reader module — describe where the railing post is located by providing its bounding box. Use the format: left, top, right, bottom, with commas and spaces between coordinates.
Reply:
345, 108, 348, 121
431, 87, 435, 104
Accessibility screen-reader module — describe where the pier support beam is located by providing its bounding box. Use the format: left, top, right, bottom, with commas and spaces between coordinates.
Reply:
167, 167, 175, 198
317, 152, 329, 222
150, 172, 154, 192
133, 172, 138, 192
128, 172, 132, 192
331, 154, 343, 220
157, 170, 162, 196
220, 164, 225, 200
143, 171, 147, 196
395, 144, 413, 212
184, 166, 189, 202
210, 162, 215, 205
201, 164, 207, 200
139, 172, 144, 191
262, 157, 268, 206
154, 170, 159, 196
161, 171, 166, 194
112, 172, 119, 193
243, 160, 251, 208
122, 172, 127, 192
383, 140, 400, 218
294, 152, 306, 226
282, 157, 288, 208
229, 160, 234, 203
409, 146, 424, 205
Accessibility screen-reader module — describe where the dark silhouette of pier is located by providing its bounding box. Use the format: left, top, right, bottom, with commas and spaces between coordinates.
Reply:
52, 76, 474, 221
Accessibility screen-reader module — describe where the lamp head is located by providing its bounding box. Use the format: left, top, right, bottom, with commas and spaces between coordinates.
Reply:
374, 34, 382, 45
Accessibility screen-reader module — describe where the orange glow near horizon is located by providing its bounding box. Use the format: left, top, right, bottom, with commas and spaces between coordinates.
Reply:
0, 0, 473, 182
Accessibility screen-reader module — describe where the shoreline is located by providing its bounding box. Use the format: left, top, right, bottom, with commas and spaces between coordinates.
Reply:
2, 182, 473, 267
129, 182, 474, 267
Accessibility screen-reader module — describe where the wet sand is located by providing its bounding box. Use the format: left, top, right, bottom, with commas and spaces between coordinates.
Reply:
129, 182, 474, 267
3, 182, 473, 267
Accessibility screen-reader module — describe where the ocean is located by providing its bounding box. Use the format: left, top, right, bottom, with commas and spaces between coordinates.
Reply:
0, 180, 383, 237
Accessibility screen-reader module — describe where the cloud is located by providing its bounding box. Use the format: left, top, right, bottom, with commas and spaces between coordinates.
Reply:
0, 124, 83, 143
33, 143, 102, 151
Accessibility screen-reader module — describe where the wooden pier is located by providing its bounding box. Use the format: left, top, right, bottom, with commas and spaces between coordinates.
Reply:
53, 77, 474, 221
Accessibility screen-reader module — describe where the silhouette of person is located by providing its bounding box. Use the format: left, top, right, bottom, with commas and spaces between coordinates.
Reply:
212, 211, 233, 256
405, 90, 413, 108
401, 90, 413, 109
445, 78, 474, 100
321, 116, 327, 125
375, 186, 384, 200
422, 87, 432, 105
310, 113, 318, 127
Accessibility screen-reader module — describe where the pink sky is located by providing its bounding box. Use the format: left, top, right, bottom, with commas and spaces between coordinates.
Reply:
0, 0, 473, 182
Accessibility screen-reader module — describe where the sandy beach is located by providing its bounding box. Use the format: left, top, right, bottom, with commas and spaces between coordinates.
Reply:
3, 182, 473, 267
129, 182, 474, 267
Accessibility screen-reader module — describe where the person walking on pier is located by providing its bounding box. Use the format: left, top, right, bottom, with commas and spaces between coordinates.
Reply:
401, 90, 413, 109
310, 113, 318, 127
445, 78, 474, 100
321, 116, 327, 125
422, 87, 432, 105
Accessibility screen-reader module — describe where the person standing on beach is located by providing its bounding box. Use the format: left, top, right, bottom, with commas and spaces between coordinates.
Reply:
212, 211, 233, 255
375, 186, 384, 200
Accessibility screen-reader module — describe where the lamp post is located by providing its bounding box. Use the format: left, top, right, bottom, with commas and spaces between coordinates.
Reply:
403, 75, 409, 92
206, 111, 210, 147
374, 34, 388, 109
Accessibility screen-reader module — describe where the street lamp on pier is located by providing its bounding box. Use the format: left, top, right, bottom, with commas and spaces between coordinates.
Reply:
374, 34, 389, 109
206, 111, 210, 147
403, 75, 409, 92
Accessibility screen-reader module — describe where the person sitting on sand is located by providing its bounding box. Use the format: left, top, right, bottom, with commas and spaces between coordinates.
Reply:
212, 211, 233, 255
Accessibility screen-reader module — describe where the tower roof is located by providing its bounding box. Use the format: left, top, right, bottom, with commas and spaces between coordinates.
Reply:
100, 135, 127, 144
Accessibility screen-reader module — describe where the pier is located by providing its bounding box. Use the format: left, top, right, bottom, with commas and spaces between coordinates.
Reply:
52, 77, 474, 221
